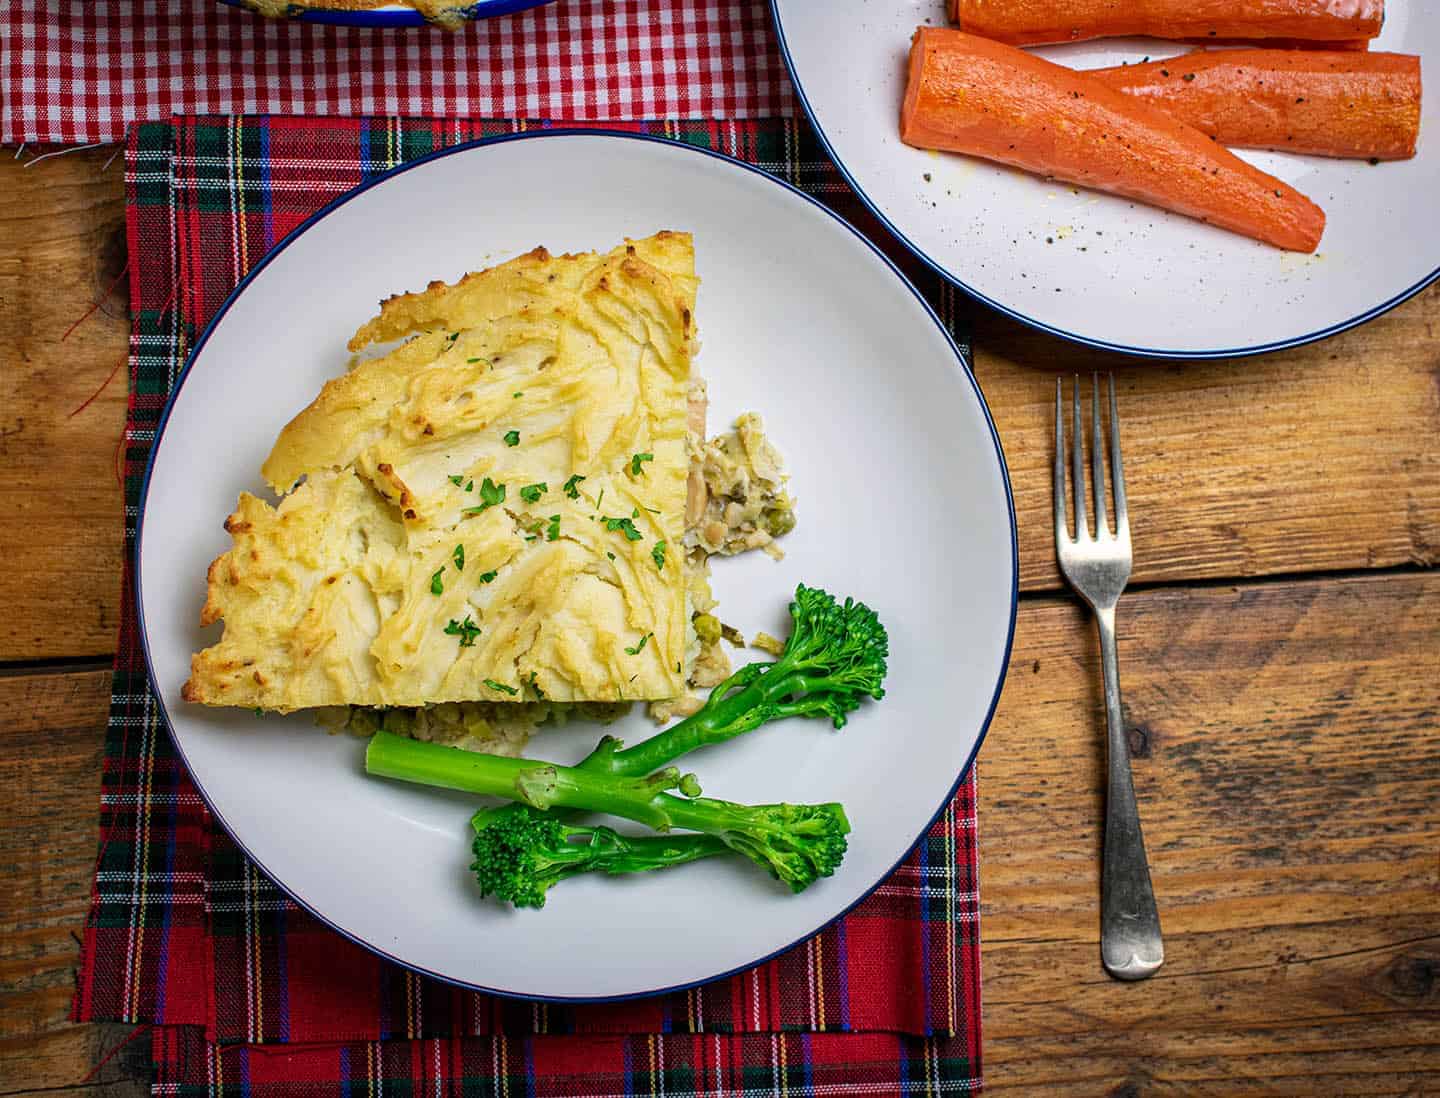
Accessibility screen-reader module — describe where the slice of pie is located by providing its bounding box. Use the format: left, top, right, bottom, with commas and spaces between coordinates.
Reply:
183, 232, 697, 712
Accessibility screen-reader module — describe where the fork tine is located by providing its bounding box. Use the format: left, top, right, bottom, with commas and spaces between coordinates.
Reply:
1109, 373, 1129, 535
1054, 377, 1068, 542
1091, 372, 1108, 539
1071, 375, 1088, 540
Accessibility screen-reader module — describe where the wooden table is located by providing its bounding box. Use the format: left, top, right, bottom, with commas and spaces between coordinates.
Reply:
2, 147, 1436, 1097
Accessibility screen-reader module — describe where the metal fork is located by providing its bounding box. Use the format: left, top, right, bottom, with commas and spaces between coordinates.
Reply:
1054, 374, 1164, 982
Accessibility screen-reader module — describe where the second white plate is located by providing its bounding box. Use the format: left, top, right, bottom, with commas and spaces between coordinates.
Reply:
772, 0, 1440, 357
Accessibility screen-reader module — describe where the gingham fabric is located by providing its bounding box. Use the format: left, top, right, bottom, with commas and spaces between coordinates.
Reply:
73, 116, 983, 1095
0, 1, 794, 146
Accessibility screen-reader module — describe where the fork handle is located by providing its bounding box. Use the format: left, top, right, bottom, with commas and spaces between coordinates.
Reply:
1095, 604, 1164, 981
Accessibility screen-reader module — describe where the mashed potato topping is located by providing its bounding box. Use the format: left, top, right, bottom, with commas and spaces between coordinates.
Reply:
184, 234, 697, 712
337, 408, 797, 751
181, 230, 796, 754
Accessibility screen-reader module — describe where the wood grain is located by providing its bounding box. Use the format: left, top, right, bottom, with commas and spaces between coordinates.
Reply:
972, 285, 1440, 593
980, 572, 1440, 1093
0, 148, 128, 663
0, 667, 147, 1097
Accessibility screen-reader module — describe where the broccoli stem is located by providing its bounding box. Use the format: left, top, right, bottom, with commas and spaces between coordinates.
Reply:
579, 583, 889, 777
368, 730, 678, 828
367, 730, 847, 836
550, 828, 731, 876
368, 730, 851, 891
588, 665, 824, 778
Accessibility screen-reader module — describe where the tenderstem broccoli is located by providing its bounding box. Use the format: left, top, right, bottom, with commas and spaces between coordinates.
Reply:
593, 582, 889, 776
469, 811, 729, 909
370, 585, 884, 907
454, 584, 886, 905
366, 730, 851, 902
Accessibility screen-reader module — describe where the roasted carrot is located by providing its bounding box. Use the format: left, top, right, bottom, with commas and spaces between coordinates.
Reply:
1089, 50, 1421, 159
949, 0, 1383, 48
899, 28, 1325, 252
1178, 36, 1371, 51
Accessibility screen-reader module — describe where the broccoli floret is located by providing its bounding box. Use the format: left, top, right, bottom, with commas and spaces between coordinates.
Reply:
692, 798, 850, 892
580, 583, 889, 778
367, 732, 851, 899
471, 810, 728, 909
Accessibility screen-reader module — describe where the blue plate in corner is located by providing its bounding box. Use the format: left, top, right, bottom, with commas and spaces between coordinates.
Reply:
219, 0, 553, 27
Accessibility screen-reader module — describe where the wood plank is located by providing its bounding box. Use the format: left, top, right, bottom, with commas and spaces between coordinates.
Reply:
0, 1025, 151, 1098
0, 667, 145, 1096
979, 571, 1440, 1093
973, 283, 1440, 593
0, 148, 128, 662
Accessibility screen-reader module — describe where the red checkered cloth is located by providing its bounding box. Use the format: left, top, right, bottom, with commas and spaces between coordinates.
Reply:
72, 116, 983, 1095
1, 1, 794, 146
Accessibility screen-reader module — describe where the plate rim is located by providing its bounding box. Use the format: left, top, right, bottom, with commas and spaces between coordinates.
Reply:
218, 0, 554, 26
768, 1, 1440, 361
135, 126, 1019, 1002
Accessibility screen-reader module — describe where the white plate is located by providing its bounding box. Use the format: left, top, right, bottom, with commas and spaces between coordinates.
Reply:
138, 131, 1017, 1000
772, 1, 1440, 358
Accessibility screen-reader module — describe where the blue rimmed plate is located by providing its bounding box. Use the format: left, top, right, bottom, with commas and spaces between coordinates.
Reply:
219, 0, 552, 27
771, 1, 1439, 358
137, 130, 1017, 1000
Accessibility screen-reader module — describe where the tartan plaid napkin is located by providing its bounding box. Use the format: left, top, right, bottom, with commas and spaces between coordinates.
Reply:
1, 1, 793, 146
73, 115, 983, 1095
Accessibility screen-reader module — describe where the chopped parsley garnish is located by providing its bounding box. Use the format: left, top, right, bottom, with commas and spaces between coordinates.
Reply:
477, 570, 498, 584
524, 534, 538, 542
604, 516, 643, 541
651, 539, 667, 572
483, 679, 519, 696
545, 514, 561, 542
503, 429, 520, 447
527, 670, 544, 700
606, 551, 616, 561
448, 474, 465, 487
443, 616, 481, 647
629, 452, 654, 476
462, 477, 506, 514
519, 482, 547, 504
447, 332, 460, 342
452, 544, 465, 571
562, 474, 586, 499
253, 707, 265, 717
631, 507, 639, 519
430, 568, 445, 595
466, 357, 482, 364
465, 480, 473, 492
596, 488, 605, 509
625, 632, 652, 655
513, 391, 523, 399
642, 505, 660, 514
